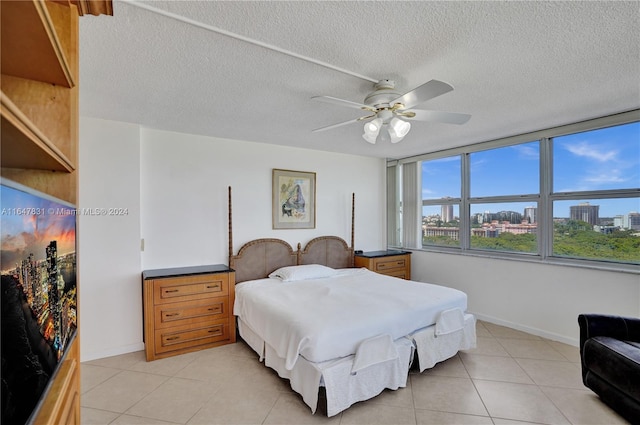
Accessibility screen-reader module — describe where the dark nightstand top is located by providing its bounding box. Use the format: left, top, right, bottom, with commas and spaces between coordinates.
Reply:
142, 264, 233, 280
354, 250, 412, 259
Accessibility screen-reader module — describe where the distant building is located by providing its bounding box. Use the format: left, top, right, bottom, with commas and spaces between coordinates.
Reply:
424, 226, 460, 240
570, 202, 599, 225
441, 204, 454, 223
629, 212, 640, 230
524, 206, 537, 224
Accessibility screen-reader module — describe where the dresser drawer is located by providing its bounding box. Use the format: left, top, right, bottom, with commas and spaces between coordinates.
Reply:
382, 269, 408, 279
153, 273, 228, 305
154, 320, 230, 355
374, 256, 407, 273
153, 296, 229, 330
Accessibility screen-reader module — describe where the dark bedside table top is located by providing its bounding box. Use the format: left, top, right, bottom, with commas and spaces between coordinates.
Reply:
142, 264, 234, 280
354, 250, 412, 258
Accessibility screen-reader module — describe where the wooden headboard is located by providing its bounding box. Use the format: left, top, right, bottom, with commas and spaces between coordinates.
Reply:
298, 236, 354, 269
228, 187, 355, 283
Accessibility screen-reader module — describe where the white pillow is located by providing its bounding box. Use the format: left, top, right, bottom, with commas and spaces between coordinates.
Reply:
268, 264, 337, 282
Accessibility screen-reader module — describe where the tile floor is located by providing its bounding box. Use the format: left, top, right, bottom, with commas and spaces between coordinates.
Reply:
80, 321, 629, 424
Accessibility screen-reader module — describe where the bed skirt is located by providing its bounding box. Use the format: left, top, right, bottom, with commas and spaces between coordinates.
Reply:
237, 315, 476, 416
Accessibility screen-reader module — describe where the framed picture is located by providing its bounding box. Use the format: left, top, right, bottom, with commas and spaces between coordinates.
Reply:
272, 169, 316, 229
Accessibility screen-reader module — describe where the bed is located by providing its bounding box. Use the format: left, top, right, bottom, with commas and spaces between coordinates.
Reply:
227, 189, 476, 416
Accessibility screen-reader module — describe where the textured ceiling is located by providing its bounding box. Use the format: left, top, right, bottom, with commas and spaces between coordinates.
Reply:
79, 1, 640, 159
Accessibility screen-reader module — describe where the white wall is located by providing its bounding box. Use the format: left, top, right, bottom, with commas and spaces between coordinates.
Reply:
79, 117, 143, 361
139, 128, 385, 269
411, 251, 640, 346
79, 119, 385, 360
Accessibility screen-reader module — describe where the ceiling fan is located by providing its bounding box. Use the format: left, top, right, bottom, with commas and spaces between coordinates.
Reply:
312, 79, 471, 144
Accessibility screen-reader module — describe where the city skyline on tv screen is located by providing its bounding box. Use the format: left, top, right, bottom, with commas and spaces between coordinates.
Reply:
1, 181, 77, 424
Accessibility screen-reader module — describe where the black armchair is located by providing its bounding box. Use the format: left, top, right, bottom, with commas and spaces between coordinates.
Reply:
578, 314, 640, 424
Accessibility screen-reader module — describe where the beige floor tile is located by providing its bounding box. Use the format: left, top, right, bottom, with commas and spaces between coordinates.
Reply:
498, 338, 567, 360
367, 386, 414, 408
127, 350, 201, 376
483, 323, 542, 340
80, 407, 120, 424
80, 323, 611, 424
462, 336, 510, 357
547, 340, 581, 363
415, 409, 494, 424
421, 354, 470, 378
339, 401, 417, 425
126, 377, 218, 424
515, 358, 583, 389
81, 370, 168, 413
84, 351, 146, 370
81, 364, 121, 394
473, 380, 570, 424
263, 393, 341, 424
540, 386, 629, 425
175, 351, 259, 384
475, 321, 493, 338
411, 374, 488, 416
110, 415, 180, 424
199, 340, 257, 358
186, 385, 280, 424
459, 353, 534, 384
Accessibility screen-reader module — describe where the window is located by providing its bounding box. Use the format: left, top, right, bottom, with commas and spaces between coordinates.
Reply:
550, 121, 640, 265
421, 156, 461, 248
470, 202, 538, 254
470, 142, 539, 197
389, 111, 640, 270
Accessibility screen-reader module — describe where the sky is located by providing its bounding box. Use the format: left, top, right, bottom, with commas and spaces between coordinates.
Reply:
1, 184, 76, 272
421, 121, 640, 217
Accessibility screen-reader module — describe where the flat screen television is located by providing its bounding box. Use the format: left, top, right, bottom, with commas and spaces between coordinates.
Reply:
1, 178, 77, 424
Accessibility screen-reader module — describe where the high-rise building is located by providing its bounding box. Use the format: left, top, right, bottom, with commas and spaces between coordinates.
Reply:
629, 212, 640, 230
47, 240, 62, 353
570, 202, 599, 226
524, 206, 537, 223
441, 204, 454, 223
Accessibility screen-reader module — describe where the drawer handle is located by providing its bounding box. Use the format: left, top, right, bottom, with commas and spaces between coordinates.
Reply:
164, 289, 179, 293
206, 284, 220, 289
165, 313, 180, 317
208, 307, 220, 312
166, 336, 180, 341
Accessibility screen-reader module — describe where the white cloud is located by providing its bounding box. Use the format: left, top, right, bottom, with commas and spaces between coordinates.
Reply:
564, 141, 618, 162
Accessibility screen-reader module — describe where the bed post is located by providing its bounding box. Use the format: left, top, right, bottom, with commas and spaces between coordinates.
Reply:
228, 186, 233, 265
351, 192, 355, 250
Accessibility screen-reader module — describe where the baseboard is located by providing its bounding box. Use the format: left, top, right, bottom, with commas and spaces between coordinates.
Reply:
470, 312, 580, 347
80, 342, 145, 362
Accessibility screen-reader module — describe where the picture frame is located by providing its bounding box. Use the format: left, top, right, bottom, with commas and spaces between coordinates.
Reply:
272, 169, 316, 229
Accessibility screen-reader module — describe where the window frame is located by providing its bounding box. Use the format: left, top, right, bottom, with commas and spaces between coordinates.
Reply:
388, 110, 640, 274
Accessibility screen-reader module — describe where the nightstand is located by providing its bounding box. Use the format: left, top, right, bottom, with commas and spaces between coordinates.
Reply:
142, 264, 236, 361
354, 250, 412, 280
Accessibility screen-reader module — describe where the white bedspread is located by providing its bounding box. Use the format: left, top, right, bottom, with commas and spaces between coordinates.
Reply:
234, 268, 468, 369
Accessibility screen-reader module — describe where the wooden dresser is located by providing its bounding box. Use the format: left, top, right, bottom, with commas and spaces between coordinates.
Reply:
142, 265, 236, 361
354, 250, 412, 280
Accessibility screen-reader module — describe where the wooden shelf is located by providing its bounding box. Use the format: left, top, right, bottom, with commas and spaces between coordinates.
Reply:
1, 0, 75, 88
1, 92, 75, 172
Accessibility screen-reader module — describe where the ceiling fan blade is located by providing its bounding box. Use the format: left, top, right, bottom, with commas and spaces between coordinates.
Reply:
404, 109, 471, 125
312, 117, 362, 133
312, 96, 375, 112
391, 80, 454, 110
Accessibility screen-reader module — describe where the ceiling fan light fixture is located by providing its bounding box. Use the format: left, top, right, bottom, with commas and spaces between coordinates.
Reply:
362, 117, 382, 144
390, 117, 411, 137
362, 132, 377, 144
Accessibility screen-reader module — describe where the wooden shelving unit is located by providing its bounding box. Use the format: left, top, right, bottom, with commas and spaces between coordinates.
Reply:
1, 1, 112, 423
